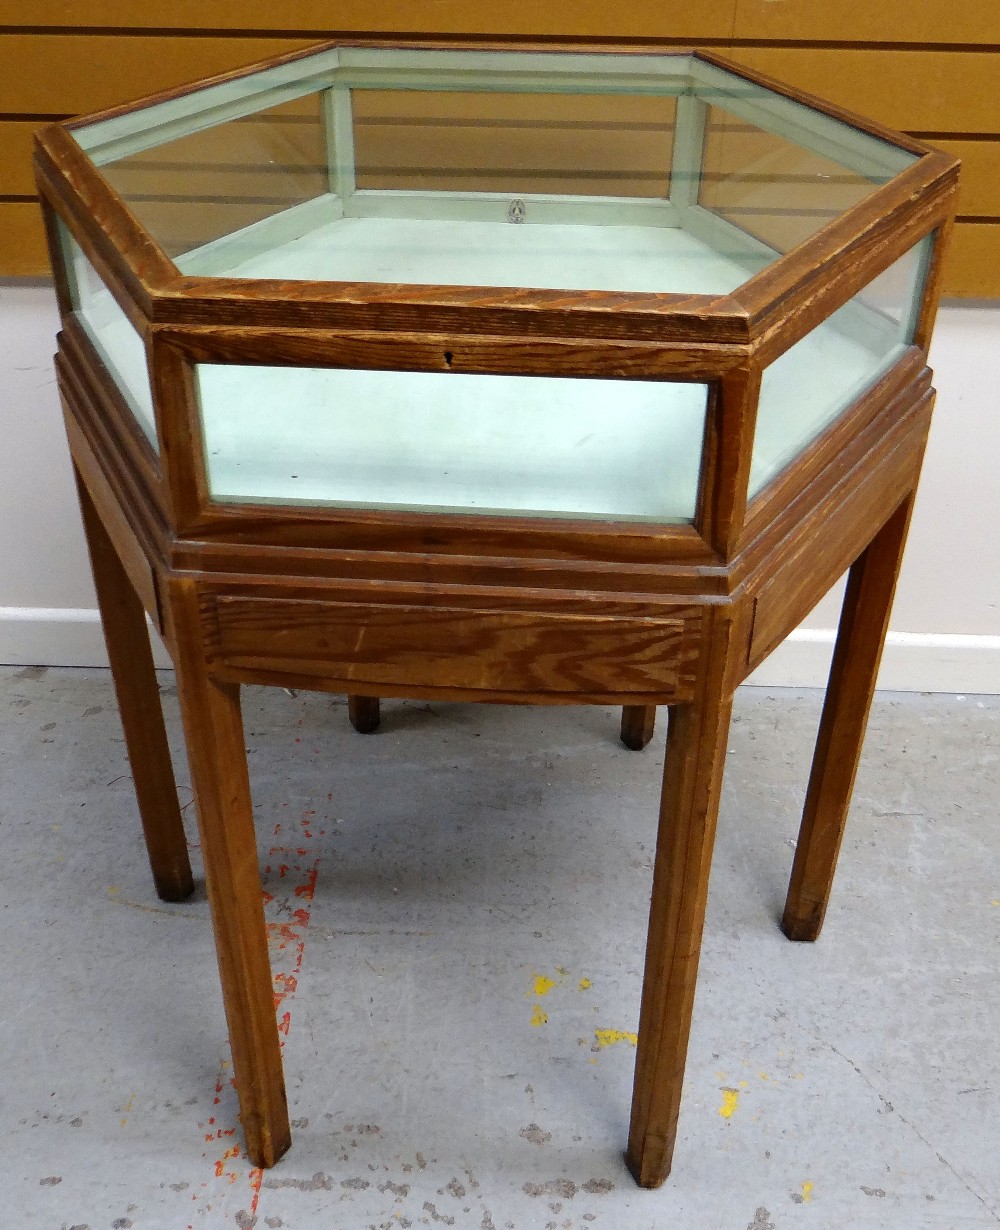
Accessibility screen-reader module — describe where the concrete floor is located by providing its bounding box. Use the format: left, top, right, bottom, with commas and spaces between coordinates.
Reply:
2, 667, 998, 1230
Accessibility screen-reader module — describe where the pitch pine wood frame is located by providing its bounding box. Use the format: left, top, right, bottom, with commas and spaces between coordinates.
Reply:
34, 40, 958, 1188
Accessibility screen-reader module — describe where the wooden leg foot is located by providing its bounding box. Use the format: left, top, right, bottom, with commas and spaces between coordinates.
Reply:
173, 586, 291, 1168
620, 704, 656, 750
75, 468, 193, 902
348, 694, 381, 733
626, 618, 734, 1187
782, 496, 915, 943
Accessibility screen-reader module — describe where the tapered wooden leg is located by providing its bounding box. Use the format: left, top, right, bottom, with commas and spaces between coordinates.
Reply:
171, 584, 291, 1168
620, 704, 656, 750
348, 694, 381, 733
74, 469, 193, 902
782, 496, 915, 942
626, 618, 735, 1188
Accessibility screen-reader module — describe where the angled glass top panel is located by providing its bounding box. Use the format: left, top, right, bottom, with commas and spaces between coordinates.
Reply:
70, 48, 921, 297
97, 94, 328, 260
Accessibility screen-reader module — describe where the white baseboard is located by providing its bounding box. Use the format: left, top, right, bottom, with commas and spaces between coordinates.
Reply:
2, 608, 999, 694
745, 628, 1000, 693
0, 607, 172, 670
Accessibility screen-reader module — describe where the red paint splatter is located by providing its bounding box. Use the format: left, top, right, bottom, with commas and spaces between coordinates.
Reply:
187, 803, 321, 1222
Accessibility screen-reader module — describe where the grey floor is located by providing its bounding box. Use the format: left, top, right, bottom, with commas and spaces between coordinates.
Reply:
2, 667, 998, 1230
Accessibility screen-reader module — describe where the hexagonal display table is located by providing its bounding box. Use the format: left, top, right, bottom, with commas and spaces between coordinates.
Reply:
34, 40, 958, 1186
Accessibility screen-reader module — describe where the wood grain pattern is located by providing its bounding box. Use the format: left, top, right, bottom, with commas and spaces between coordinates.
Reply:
783, 494, 918, 941
170, 579, 291, 1169
37, 36, 955, 1185
63, 411, 160, 627
626, 606, 742, 1186
74, 465, 193, 903
744, 392, 932, 675
348, 694, 381, 733
620, 704, 657, 750
209, 596, 700, 698
151, 322, 748, 379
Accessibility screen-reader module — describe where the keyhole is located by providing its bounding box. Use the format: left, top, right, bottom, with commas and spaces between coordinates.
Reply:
444, 351, 454, 367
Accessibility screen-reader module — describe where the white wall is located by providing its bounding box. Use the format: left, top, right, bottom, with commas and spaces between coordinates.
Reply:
2, 280, 998, 689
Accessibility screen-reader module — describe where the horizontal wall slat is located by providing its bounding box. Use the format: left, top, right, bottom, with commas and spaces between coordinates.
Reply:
0, 202, 51, 276
0, 120, 43, 195
0, 2, 738, 38
732, 0, 1000, 45
6, 38, 996, 138
8, 125, 997, 221
3, 26, 998, 297
730, 48, 999, 133
0, 34, 314, 115
929, 140, 1000, 218
943, 225, 1000, 300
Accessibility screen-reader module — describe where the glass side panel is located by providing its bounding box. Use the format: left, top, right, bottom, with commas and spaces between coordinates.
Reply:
195, 365, 708, 523
750, 237, 932, 497
70, 49, 921, 297
60, 225, 158, 449
697, 104, 905, 256
352, 90, 675, 198
98, 94, 328, 261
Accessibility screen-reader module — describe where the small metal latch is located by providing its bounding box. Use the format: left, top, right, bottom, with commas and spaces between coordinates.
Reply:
508, 198, 526, 224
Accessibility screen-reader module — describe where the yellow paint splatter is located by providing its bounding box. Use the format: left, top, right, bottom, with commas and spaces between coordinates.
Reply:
578, 977, 592, 991
120, 1091, 136, 1127
758, 1072, 770, 1081
530, 1004, 548, 1027
533, 974, 558, 997
594, 1028, 638, 1050
107, 885, 120, 896
801, 1181, 814, 1202
738, 1080, 750, 1089
991, 899, 1000, 907
719, 1088, 740, 1119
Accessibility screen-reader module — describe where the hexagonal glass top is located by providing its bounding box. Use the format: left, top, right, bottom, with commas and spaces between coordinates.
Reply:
59, 46, 934, 525
72, 47, 918, 297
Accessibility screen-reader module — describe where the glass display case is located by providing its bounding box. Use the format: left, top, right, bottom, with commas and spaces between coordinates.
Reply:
34, 41, 958, 1188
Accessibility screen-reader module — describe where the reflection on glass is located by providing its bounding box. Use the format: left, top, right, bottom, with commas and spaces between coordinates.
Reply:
750, 238, 931, 496
72, 50, 924, 302
196, 365, 708, 523
61, 226, 158, 449
352, 90, 675, 198
99, 94, 328, 261
698, 104, 904, 256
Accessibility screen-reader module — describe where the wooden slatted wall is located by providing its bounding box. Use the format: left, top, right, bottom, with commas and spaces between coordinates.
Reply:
2, 1, 996, 296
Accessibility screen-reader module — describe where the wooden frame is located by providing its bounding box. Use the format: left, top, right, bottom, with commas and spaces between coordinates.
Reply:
34, 39, 958, 1189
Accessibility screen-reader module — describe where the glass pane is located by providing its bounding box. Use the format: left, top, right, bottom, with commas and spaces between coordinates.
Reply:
352, 90, 675, 197
698, 104, 906, 256
61, 226, 158, 449
195, 365, 708, 523
70, 49, 923, 299
750, 237, 931, 497
98, 94, 328, 261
